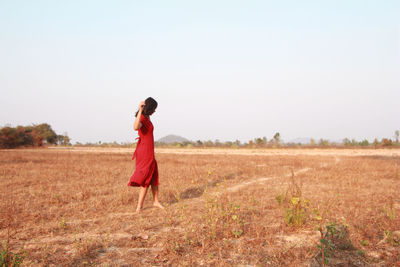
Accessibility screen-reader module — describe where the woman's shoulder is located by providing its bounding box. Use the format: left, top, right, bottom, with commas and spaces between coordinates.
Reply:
140, 114, 149, 122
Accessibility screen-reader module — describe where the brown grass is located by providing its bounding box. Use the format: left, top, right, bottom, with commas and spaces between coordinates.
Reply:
0, 148, 399, 266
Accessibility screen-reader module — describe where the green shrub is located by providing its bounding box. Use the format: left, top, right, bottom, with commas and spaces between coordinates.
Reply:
0, 241, 25, 267
275, 172, 310, 227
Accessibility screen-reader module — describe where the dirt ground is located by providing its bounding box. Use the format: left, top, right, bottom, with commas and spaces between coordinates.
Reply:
45, 146, 400, 157
1, 147, 399, 266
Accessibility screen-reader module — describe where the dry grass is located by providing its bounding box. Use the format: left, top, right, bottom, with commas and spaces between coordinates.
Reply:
0, 148, 399, 266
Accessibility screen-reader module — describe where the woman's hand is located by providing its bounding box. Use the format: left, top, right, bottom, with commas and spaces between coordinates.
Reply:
139, 101, 145, 111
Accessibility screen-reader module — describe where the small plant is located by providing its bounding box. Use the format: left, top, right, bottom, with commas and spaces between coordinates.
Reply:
382, 203, 396, 221
356, 249, 366, 256
315, 222, 355, 266
0, 241, 25, 267
275, 171, 310, 227
285, 197, 309, 226
204, 198, 244, 240
317, 222, 337, 265
59, 217, 67, 229
326, 222, 338, 236
384, 230, 400, 246
232, 229, 243, 238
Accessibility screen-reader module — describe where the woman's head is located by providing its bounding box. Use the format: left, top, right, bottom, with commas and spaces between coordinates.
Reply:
137, 97, 158, 117
143, 97, 158, 115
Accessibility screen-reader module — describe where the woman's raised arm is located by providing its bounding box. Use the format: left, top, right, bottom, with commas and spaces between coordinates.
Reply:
134, 101, 145, 131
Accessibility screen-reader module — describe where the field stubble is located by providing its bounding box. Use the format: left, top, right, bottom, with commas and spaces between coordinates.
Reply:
0, 148, 399, 266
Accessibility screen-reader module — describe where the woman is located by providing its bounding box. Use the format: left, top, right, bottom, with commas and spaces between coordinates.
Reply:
128, 97, 164, 212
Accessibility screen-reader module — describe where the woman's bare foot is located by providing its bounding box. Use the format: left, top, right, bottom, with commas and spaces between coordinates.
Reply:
135, 206, 142, 213
153, 202, 165, 210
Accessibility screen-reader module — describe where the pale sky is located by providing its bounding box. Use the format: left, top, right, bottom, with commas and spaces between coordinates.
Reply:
1, 1, 399, 143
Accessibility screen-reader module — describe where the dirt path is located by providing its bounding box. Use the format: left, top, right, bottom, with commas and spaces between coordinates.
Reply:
225, 167, 310, 193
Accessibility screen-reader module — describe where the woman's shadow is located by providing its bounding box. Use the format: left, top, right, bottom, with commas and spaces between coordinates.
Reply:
168, 172, 239, 204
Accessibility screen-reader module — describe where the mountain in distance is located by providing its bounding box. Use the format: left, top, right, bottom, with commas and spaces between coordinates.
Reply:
157, 134, 189, 144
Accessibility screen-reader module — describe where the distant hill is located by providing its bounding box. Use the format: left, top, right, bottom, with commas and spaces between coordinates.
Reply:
157, 134, 189, 144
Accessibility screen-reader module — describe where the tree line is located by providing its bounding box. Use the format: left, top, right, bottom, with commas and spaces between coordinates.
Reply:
0, 123, 70, 149
80, 131, 400, 149
154, 131, 400, 149
2, 125, 399, 149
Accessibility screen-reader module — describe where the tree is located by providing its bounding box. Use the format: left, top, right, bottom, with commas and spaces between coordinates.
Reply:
0, 123, 68, 148
310, 138, 316, 146
395, 130, 400, 144
57, 134, 71, 145
0, 127, 17, 148
224, 141, 233, 147
63, 135, 71, 146
273, 132, 281, 144
359, 140, 369, 146
318, 139, 330, 146
16, 126, 33, 146
248, 140, 255, 147
32, 123, 57, 144
373, 138, 379, 148
343, 138, 351, 146
254, 137, 266, 147
381, 138, 393, 146
183, 141, 193, 147
204, 140, 214, 147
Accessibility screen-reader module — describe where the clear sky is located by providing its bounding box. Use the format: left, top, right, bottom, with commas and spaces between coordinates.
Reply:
1, 1, 399, 143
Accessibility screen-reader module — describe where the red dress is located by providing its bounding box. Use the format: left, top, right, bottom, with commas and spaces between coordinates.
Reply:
127, 114, 159, 187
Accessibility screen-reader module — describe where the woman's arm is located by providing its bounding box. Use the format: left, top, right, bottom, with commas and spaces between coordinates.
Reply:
134, 101, 145, 131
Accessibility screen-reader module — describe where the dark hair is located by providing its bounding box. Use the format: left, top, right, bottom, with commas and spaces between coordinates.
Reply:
135, 97, 158, 117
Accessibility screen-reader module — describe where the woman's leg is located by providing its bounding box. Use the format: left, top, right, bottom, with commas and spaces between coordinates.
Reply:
136, 186, 149, 212
151, 185, 164, 209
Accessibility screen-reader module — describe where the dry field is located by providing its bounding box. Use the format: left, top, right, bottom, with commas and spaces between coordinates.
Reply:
1, 148, 399, 266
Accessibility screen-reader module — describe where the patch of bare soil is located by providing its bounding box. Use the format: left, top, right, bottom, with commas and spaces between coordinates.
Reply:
39, 146, 400, 158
